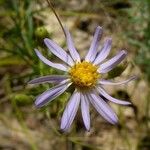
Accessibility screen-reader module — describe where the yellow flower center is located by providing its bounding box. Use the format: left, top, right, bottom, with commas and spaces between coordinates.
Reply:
69, 61, 100, 89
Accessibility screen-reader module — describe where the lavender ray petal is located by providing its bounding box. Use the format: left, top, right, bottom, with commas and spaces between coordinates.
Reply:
60, 90, 80, 132
35, 80, 71, 108
64, 27, 81, 62
81, 93, 90, 131
87, 91, 118, 124
28, 75, 69, 84
85, 26, 103, 62
97, 87, 131, 105
98, 50, 127, 74
44, 38, 74, 66
94, 38, 112, 65
35, 49, 68, 72
99, 76, 137, 85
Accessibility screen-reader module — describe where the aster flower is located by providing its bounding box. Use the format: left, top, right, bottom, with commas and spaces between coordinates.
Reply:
29, 26, 136, 132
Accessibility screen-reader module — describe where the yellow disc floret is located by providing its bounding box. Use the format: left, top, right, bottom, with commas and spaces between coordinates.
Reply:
69, 61, 100, 89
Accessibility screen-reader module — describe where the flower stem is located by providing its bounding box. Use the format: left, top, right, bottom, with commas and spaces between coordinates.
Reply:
46, 0, 66, 38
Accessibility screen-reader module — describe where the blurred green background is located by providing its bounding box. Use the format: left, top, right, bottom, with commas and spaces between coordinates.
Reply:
0, 0, 150, 149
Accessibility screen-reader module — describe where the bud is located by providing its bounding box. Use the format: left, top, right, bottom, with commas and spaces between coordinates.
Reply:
12, 94, 33, 106
35, 26, 49, 39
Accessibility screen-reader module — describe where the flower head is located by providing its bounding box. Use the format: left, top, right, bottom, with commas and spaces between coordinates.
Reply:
69, 61, 100, 88
29, 26, 136, 132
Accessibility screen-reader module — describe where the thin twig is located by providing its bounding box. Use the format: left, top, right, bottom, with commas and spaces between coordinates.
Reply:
46, 0, 66, 38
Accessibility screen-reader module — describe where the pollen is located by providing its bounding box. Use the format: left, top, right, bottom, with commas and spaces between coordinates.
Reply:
69, 61, 100, 88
